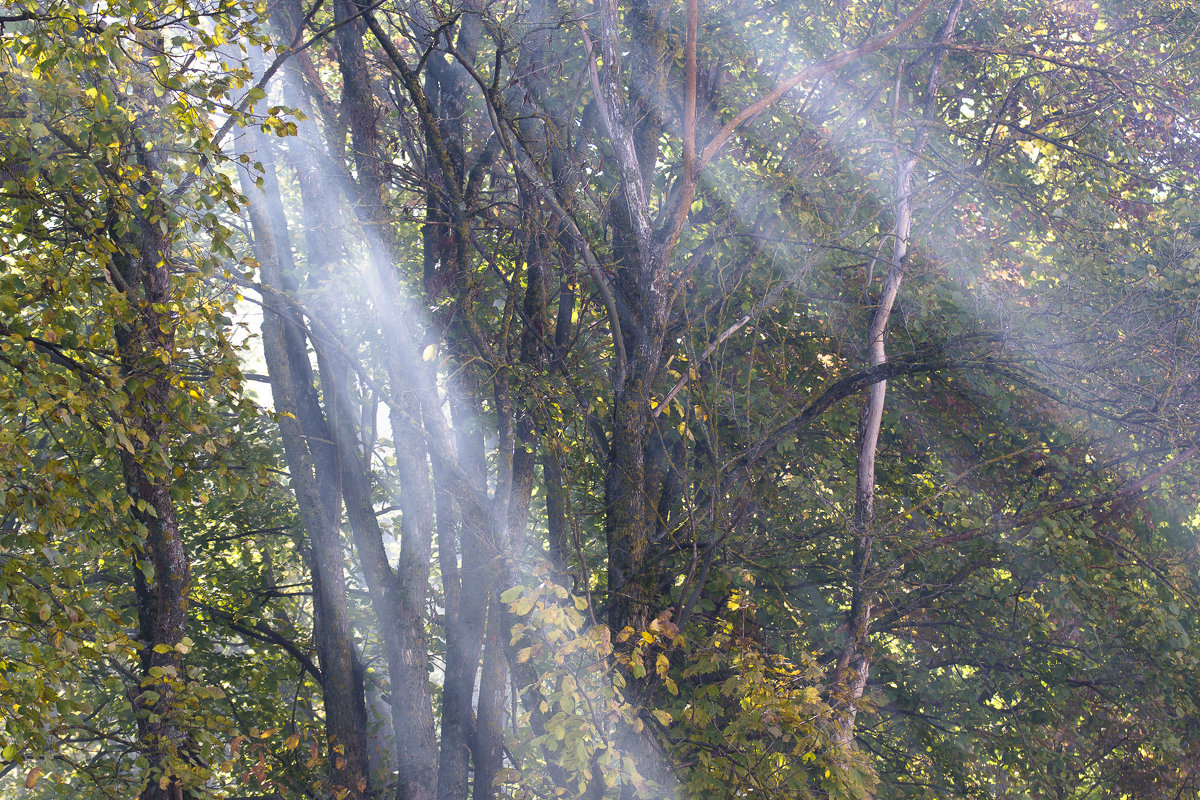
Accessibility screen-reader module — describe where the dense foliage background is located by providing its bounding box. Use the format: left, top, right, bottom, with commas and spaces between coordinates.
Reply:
2, 0, 1200, 797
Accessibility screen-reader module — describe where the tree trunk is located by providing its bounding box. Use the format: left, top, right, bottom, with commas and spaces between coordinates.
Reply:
111, 140, 194, 800
333, 5, 441, 798
237, 128, 373, 799
835, 0, 963, 750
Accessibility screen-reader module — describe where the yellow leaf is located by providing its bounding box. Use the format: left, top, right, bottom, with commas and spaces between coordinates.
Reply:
25, 768, 41, 789
655, 653, 669, 676
422, 343, 437, 361
588, 625, 612, 652
511, 595, 536, 616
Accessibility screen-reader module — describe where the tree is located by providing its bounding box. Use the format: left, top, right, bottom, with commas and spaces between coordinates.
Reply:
1, 2, 274, 795
2, 0, 1200, 798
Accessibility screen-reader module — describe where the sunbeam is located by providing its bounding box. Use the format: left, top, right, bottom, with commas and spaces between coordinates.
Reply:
2, 0, 1199, 798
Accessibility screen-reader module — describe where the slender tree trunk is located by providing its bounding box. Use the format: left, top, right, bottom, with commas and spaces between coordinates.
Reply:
422, 40, 481, 800
436, 393, 490, 800
834, 0, 963, 750
333, 5, 441, 798
236, 129, 373, 799
471, 447, 534, 800
473, 239, 546, 798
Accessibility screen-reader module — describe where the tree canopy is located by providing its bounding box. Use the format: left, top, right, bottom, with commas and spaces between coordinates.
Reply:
2, 0, 1200, 798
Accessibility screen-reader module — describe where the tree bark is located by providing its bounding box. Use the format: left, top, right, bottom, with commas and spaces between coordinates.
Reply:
236, 128, 373, 800
834, 0, 964, 750
333, 5, 441, 798
111, 138, 195, 800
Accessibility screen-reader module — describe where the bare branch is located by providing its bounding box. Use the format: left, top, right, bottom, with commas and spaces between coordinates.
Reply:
697, 0, 933, 171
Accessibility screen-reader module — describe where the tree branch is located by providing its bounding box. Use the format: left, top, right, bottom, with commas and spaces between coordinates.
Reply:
196, 600, 324, 688
696, 0, 933, 171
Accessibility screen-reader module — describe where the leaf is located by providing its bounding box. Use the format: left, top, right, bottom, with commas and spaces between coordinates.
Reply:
511, 594, 537, 616
494, 768, 521, 785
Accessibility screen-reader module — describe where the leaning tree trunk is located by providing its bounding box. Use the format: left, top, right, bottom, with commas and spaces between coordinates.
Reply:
236, 125, 373, 800
834, 0, 963, 750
